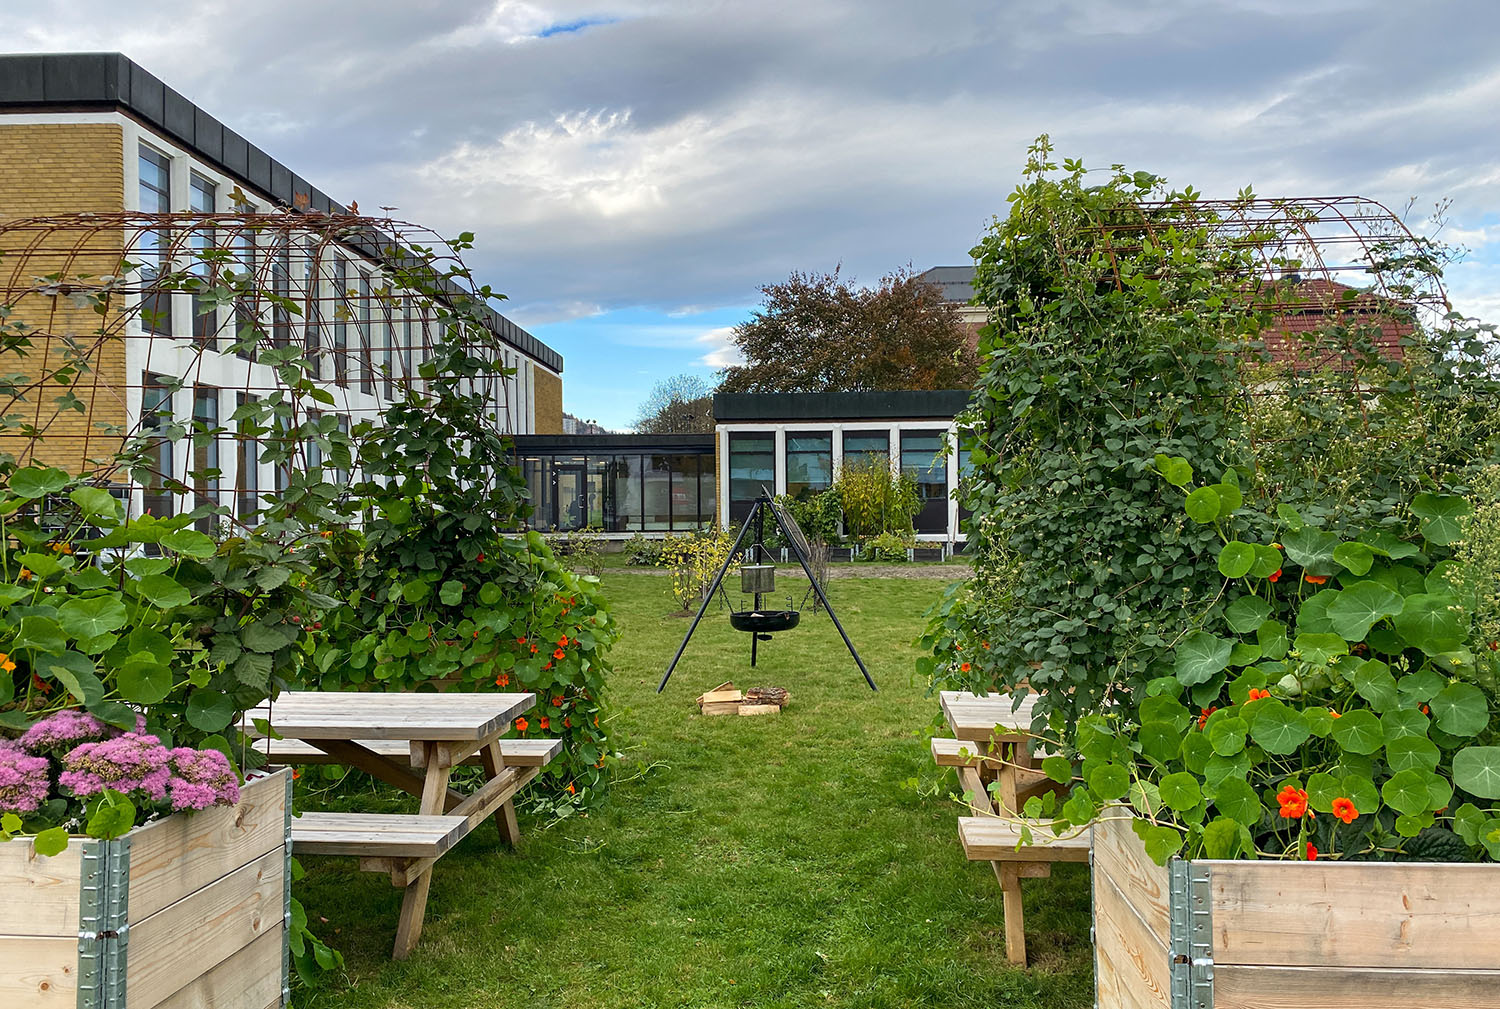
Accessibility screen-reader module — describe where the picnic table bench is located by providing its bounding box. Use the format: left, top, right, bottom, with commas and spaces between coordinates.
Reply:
245, 691, 559, 959
933, 689, 1082, 965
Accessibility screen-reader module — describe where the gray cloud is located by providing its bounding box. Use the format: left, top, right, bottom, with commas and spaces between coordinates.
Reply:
5, 0, 1499, 326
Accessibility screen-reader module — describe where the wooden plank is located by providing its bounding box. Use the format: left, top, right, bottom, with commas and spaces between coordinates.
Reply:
127, 847, 285, 1009
478, 744, 524, 847
291, 813, 467, 858
699, 689, 743, 705
302, 739, 464, 806
127, 770, 288, 924
153, 926, 285, 1009
1212, 965, 1500, 1009
1092, 816, 1171, 946
999, 863, 1027, 965
940, 690, 1039, 743
258, 736, 560, 768
956, 817, 1089, 862
1207, 859, 1500, 969
956, 766, 993, 815
737, 704, 782, 716
1092, 870, 1172, 1009
244, 691, 535, 740
0, 841, 82, 937
0, 935, 75, 1007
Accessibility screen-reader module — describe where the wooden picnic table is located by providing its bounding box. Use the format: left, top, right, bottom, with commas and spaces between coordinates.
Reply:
246, 690, 538, 959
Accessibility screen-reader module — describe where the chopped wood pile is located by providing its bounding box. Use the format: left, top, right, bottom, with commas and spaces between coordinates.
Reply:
695, 681, 791, 716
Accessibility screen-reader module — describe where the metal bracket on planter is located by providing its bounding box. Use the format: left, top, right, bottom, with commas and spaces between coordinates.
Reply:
76, 836, 132, 1009
1168, 859, 1214, 1009
1088, 830, 1100, 1009
282, 770, 294, 1008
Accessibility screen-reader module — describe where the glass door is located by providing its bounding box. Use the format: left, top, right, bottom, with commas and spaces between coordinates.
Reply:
555, 464, 586, 531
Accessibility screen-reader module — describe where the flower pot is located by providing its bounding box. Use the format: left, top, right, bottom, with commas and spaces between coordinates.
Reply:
1091, 814, 1500, 1008
0, 768, 291, 1009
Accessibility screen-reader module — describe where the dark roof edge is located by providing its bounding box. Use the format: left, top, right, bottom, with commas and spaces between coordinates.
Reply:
713, 389, 970, 421
0, 52, 561, 373
512, 433, 715, 450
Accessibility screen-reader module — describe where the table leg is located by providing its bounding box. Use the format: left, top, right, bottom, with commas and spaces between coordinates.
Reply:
999, 863, 1028, 966
479, 741, 522, 847
996, 742, 1020, 817
392, 743, 454, 960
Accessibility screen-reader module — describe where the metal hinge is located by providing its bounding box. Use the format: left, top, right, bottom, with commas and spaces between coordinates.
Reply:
76, 836, 131, 1009
1169, 859, 1213, 1009
281, 770, 294, 1008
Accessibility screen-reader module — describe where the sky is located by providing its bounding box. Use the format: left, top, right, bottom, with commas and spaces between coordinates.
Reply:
5, 0, 1500, 429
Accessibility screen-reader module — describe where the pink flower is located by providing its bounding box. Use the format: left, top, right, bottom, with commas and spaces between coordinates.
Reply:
166, 747, 240, 811
20, 709, 111, 755
0, 739, 51, 815
60, 732, 171, 802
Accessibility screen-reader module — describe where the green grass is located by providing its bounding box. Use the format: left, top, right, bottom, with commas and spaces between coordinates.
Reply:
298, 572, 1093, 1009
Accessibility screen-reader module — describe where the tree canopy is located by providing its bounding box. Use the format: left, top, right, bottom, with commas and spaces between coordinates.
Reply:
717, 267, 978, 393
633, 373, 716, 433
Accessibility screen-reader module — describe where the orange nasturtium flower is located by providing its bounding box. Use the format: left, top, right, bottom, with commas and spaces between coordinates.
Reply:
959, 662, 971, 673
1305, 842, 1317, 861
515, 717, 529, 733
567, 782, 576, 795
0, 652, 16, 673
1277, 786, 1309, 819
1268, 568, 1282, 583
553, 648, 566, 660
539, 716, 550, 731
557, 635, 569, 647
1329, 709, 1341, 718
1197, 706, 1218, 730
494, 673, 510, 687
552, 696, 563, 706
1304, 573, 1327, 585
1246, 688, 1271, 703
1331, 797, 1359, 823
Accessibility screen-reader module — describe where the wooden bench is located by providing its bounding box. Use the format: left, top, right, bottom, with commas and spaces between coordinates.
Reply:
259, 736, 562, 769
934, 689, 1078, 966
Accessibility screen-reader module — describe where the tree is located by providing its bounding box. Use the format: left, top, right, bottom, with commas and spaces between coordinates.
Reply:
633, 373, 715, 433
717, 266, 978, 393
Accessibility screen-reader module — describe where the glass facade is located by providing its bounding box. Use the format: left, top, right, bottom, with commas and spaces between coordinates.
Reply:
841, 430, 889, 468
728, 433, 774, 521
137, 146, 171, 335
142, 375, 173, 519
785, 431, 832, 499
901, 430, 949, 533
189, 172, 216, 346
192, 386, 220, 532
517, 448, 714, 533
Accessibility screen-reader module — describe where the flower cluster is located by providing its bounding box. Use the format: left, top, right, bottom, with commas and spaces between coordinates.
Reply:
165, 747, 241, 811
19, 708, 117, 756
60, 732, 172, 802
0, 739, 51, 816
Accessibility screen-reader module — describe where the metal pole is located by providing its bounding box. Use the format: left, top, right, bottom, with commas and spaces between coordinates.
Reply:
657, 499, 760, 693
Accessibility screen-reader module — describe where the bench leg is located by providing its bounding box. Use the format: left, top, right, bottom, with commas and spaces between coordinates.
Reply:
999, 863, 1027, 966
389, 746, 453, 959
480, 742, 523, 847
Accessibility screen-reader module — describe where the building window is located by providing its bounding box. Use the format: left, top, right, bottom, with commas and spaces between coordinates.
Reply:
644, 456, 672, 531
188, 172, 216, 347
236, 394, 260, 525
381, 288, 395, 400
357, 271, 373, 396
137, 146, 172, 336
333, 415, 350, 484
304, 239, 321, 373
669, 453, 708, 530
401, 298, 414, 393
842, 431, 889, 469
332, 258, 348, 387
785, 431, 832, 499
901, 430, 948, 534
141, 374, 174, 518
304, 410, 324, 470
271, 237, 292, 348
232, 223, 257, 359
728, 433, 774, 521
192, 387, 220, 533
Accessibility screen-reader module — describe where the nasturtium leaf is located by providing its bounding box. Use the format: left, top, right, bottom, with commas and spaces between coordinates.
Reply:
16, 552, 62, 579
1427, 772, 1454, 813
1155, 454, 1194, 487
1411, 492, 1471, 546
1041, 755, 1073, 784
70, 486, 122, 523
439, 580, 464, 605
66, 568, 112, 592
1394, 812, 1436, 837
10, 466, 69, 499
1061, 788, 1097, 827
1203, 751, 1252, 789
1174, 631, 1233, 685
32, 826, 69, 857
1247, 700, 1311, 755
1430, 682, 1489, 737
57, 596, 128, 640
1256, 619, 1289, 660
1341, 774, 1380, 815
1225, 595, 1271, 634
1330, 709, 1383, 754
1397, 668, 1445, 705
1228, 642, 1262, 667
135, 573, 192, 608
1158, 772, 1202, 812
1393, 593, 1466, 655
1332, 541, 1374, 576
1294, 632, 1348, 666
1360, 528, 1420, 560
1383, 769, 1439, 816
1200, 816, 1245, 858
1132, 821, 1184, 864
401, 580, 430, 604
116, 659, 172, 704
1139, 694, 1192, 730
1249, 544, 1284, 578
186, 689, 236, 732
1180, 732, 1213, 775
1207, 715, 1248, 756
1138, 720, 1183, 765
1212, 482, 1243, 517
1327, 582, 1403, 642
1382, 707, 1430, 742
479, 582, 503, 605
1184, 487, 1222, 524
1228, 667, 1268, 705
1454, 803, 1489, 846
125, 557, 171, 577
1351, 660, 1399, 713
1385, 734, 1441, 773
1306, 771, 1341, 811
15, 615, 67, 654
1210, 775, 1262, 825
1275, 502, 1304, 530
85, 789, 137, 840
1086, 762, 1131, 801
35, 650, 103, 707
161, 528, 216, 558
1283, 526, 1339, 574
1217, 541, 1256, 579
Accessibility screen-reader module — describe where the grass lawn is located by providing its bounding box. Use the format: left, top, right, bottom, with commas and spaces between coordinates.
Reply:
297, 571, 1094, 1009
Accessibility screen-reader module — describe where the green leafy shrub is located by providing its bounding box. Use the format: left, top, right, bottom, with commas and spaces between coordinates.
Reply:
862, 530, 915, 562
623, 532, 665, 566
836, 459, 918, 541
1044, 467, 1500, 864
763, 489, 843, 552
660, 528, 733, 611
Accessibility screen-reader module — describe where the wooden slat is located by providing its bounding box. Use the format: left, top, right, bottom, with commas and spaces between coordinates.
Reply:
0, 935, 75, 1007
1212, 965, 1500, 1009
253, 736, 560, 769
153, 926, 285, 1009
126, 769, 288, 924
127, 847, 285, 1009
1092, 815, 1172, 946
291, 813, 467, 858
1207, 859, 1500, 969
940, 690, 1039, 743
931, 736, 993, 768
956, 817, 1089, 862
244, 691, 535, 740
0, 842, 81, 937
1092, 870, 1172, 1009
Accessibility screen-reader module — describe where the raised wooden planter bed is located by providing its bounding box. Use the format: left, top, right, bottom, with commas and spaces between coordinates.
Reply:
1091, 814, 1500, 1009
0, 768, 291, 1009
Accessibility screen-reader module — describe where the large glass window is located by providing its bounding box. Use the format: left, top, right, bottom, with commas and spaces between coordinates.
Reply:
785, 432, 832, 499
137, 146, 172, 336
901, 430, 949, 534
401, 297, 414, 393
270, 237, 292, 348
141, 374, 174, 519
669, 454, 708, 529
231, 222, 257, 360
304, 239, 321, 369
612, 454, 643, 532
381, 293, 395, 400
842, 430, 889, 469
188, 172, 216, 346
644, 456, 673, 531
728, 433, 774, 521
236, 394, 260, 525
331, 258, 348, 387
192, 387, 220, 533
524, 457, 553, 530
357, 271, 373, 396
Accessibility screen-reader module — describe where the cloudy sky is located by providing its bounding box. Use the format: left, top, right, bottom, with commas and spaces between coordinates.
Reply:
6, 0, 1500, 428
